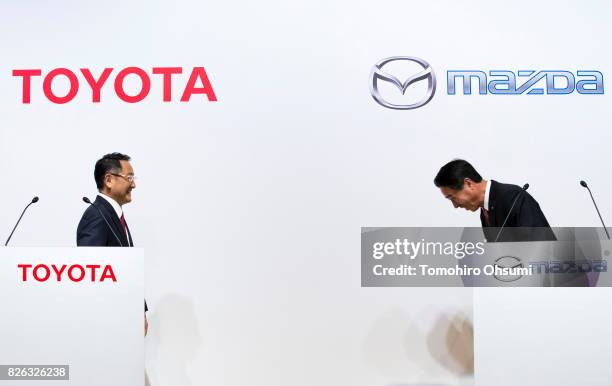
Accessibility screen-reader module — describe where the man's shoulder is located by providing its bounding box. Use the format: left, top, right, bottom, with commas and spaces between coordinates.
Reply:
491, 180, 525, 204
78, 197, 112, 227
492, 180, 522, 194
82, 196, 114, 216
77, 198, 111, 246
78, 204, 102, 228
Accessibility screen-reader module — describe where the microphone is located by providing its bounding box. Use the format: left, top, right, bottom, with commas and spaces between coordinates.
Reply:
82, 197, 124, 246
494, 184, 529, 242
580, 180, 610, 240
5, 196, 39, 246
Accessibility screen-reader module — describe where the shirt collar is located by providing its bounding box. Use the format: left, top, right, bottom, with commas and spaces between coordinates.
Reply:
98, 193, 123, 219
483, 179, 491, 211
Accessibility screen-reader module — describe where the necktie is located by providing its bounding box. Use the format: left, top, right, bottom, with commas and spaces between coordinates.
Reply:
119, 213, 129, 245
482, 208, 490, 226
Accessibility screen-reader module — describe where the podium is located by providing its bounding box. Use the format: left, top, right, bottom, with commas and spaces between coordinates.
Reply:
0, 248, 144, 386
362, 227, 612, 385
472, 237, 612, 386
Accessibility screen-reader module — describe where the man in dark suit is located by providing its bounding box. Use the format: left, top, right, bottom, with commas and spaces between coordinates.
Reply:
77, 152, 148, 335
434, 159, 555, 242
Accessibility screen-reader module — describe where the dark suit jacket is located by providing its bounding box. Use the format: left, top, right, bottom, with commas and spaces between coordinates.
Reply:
480, 180, 556, 242
77, 195, 146, 311
77, 196, 133, 247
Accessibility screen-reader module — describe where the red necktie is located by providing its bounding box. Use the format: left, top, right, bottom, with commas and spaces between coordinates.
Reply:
120, 213, 129, 241
482, 208, 490, 226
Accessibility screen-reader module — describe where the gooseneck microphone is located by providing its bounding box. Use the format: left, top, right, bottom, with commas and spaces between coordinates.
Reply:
5, 196, 39, 246
579, 180, 610, 240
82, 197, 124, 246
494, 183, 529, 242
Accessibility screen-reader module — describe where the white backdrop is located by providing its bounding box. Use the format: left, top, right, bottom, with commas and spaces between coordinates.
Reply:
1, 0, 611, 385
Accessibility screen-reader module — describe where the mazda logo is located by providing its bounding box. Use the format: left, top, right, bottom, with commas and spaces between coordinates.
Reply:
494, 255, 524, 282
369, 56, 436, 110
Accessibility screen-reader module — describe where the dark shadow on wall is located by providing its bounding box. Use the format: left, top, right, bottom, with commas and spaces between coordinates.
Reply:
145, 294, 203, 386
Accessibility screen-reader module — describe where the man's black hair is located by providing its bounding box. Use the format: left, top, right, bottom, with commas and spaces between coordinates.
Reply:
94, 153, 131, 190
434, 159, 482, 190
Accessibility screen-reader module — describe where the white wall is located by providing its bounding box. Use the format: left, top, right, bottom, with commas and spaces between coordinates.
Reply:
1, 0, 610, 385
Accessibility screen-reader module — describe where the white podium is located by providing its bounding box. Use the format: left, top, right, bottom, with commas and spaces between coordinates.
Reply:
473, 239, 612, 386
0, 248, 144, 386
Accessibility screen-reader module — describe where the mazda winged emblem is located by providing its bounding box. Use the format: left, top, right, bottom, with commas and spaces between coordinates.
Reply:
370, 56, 436, 110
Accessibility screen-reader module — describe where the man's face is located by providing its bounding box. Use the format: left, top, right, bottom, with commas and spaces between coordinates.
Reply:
104, 160, 136, 206
440, 179, 480, 211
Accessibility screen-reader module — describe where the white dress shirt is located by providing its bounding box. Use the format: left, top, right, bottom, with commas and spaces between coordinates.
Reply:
98, 193, 123, 219
483, 179, 491, 211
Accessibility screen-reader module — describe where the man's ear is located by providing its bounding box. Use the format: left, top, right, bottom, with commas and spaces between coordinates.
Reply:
104, 174, 113, 190
463, 178, 474, 189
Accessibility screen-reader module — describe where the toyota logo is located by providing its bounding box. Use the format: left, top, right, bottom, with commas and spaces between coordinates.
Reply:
369, 56, 436, 110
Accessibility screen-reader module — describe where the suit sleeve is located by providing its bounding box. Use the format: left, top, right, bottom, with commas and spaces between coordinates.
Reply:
77, 209, 107, 246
